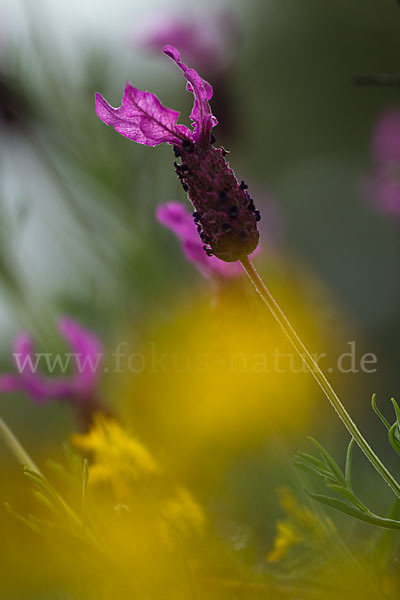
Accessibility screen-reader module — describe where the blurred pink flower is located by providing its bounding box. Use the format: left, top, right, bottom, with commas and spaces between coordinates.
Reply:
139, 9, 239, 76
0, 317, 103, 405
368, 108, 400, 219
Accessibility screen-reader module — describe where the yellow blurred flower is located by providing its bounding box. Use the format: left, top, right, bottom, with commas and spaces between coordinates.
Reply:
71, 414, 205, 542
267, 487, 332, 563
112, 268, 347, 484
72, 414, 159, 493
267, 520, 299, 562
162, 486, 205, 539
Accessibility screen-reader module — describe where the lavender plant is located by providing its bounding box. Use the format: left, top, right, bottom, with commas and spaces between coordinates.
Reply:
95, 45, 400, 516
1, 24, 399, 599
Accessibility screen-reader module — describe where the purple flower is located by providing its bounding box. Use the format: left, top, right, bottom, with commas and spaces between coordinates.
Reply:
139, 10, 239, 76
95, 46, 260, 262
95, 45, 216, 148
58, 317, 103, 397
0, 317, 103, 405
156, 202, 243, 279
367, 108, 400, 219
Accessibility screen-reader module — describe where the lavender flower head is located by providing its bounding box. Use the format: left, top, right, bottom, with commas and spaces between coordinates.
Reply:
368, 108, 400, 219
95, 45, 260, 263
0, 317, 102, 405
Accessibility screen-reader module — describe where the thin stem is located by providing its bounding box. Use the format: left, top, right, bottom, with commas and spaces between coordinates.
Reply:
240, 256, 400, 499
0, 416, 41, 474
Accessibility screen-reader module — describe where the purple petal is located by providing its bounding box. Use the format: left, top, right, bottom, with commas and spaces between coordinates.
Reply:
0, 374, 23, 393
162, 45, 218, 145
372, 108, 400, 164
366, 109, 400, 220
1, 322, 103, 405
59, 317, 103, 396
366, 169, 400, 219
156, 202, 242, 279
156, 201, 195, 237
95, 83, 191, 147
141, 20, 218, 74
10, 332, 72, 404
25, 377, 74, 405
12, 332, 39, 389
12, 332, 35, 366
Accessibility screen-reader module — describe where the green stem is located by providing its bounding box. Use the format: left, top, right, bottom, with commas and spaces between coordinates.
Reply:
0, 416, 41, 474
240, 256, 400, 500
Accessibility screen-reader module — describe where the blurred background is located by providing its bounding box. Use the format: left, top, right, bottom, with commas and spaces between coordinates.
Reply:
0, 0, 400, 596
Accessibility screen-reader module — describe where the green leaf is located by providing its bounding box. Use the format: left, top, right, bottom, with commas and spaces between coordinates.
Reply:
23, 466, 81, 531
307, 437, 347, 486
295, 451, 333, 475
345, 437, 355, 489
32, 490, 59, 515
325, 483, 369, 512
391, 398, 400, 426
305, 491, 400, 531
293, 457, 337, 482
371, 394, 390, 430
388, 423, 400, 456
45, 459, 74, 485
5, 503, 40, 533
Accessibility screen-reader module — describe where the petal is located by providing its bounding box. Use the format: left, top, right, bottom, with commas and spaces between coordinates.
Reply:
156, 201, 194, 237
24, 377, 75, 405
95, 83, 191, 147
141, 19, 218, 73
12, 332, 35, 368
156, 202, 241, 279
59, 317, 103, 395
0, 369, 71, 403
182, 238, 240, 279
11, 331, 74, 403
368, 168, 400, 218
372, 108, 400, 164
12, 333, 41, 389
0, 374, 22, 393
162, 45, 218, 145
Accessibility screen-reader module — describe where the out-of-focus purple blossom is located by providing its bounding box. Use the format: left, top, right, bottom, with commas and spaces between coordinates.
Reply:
58, 317, 103, 397
367, 108, 400, 219
156, 202, 244, 279
139, 10, 239, 76
0, 317, 103, 405
95, 45, 217, 148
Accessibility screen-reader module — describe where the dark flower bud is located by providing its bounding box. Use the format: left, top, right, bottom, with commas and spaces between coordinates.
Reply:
177, 144, 259, 262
